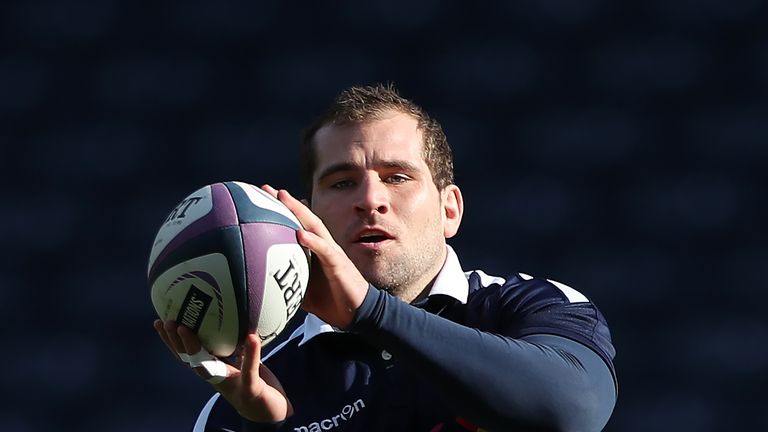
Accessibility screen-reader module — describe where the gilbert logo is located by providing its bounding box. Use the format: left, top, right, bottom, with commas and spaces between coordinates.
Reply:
293, 399, 366, 432
176, 285, 212, 333
272, 258, 304, 317
164, 196, 203, 225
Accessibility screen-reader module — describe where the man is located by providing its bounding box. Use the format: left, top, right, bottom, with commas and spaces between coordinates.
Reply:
155, 84, 617, 431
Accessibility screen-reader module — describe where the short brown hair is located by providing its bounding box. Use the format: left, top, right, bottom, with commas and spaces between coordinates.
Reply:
299, 83, 454, 195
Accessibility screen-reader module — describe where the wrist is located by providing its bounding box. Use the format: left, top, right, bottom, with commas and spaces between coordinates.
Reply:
345, 284, 382, 331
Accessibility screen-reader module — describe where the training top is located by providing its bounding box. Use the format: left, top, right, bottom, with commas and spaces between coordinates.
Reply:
193, 246, 617, 432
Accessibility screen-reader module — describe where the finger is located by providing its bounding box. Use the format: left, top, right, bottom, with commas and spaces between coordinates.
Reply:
276, 189, 332, 239
178, 326, 236, 384
261, 184, 279, 198
163, 320, 187, 354
153, 319, 171, 347
240, 334, 263, 389
154, 320, 181, 359
297, 228, 341, 266
176, 324, 203, 355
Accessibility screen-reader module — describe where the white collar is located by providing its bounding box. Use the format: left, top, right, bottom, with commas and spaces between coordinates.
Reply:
297, 245, 468, 346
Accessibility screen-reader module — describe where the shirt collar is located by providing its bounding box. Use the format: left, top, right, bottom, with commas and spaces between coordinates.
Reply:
298, 245, 468, 345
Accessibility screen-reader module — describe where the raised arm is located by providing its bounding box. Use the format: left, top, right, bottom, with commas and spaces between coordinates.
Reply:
349, 286, 617, 431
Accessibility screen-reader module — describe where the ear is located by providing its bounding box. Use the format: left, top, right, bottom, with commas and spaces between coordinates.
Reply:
441, 184, 463, 239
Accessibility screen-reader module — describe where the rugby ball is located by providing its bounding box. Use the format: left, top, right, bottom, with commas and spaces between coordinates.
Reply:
147, 181, 310, 357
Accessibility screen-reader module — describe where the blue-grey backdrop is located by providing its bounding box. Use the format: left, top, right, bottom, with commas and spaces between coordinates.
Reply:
2, 1, 766, 431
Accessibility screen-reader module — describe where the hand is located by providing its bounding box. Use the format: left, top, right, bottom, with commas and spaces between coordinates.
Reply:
153, 319, 293, 423
262, 185, 369, 328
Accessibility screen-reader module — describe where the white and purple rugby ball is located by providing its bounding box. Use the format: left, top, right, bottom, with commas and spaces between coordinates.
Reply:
147, 181, 310, 357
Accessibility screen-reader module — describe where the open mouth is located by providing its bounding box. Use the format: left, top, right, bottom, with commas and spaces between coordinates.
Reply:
354, 228, 395, 245
356, 234, 391, 243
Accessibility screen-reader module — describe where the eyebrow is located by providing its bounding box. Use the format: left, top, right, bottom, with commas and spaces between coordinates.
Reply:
316, 160, 422, 183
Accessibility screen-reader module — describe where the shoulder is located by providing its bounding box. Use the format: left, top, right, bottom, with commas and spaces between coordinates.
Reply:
464, 269, 616, 365
466, 269, 592, 310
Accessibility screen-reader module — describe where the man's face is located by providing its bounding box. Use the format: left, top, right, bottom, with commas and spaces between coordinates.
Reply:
310, 111, 459, 300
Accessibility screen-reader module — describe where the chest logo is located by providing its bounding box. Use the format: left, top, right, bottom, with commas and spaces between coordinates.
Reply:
293, 399, 366, 432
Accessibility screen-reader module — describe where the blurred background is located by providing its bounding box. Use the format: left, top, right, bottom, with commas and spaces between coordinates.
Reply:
2, 0, 766, 431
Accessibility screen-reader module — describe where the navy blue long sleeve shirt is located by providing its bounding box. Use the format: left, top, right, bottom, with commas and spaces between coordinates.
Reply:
194, 248, 617, 431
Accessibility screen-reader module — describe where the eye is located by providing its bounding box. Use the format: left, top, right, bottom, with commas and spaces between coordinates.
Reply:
331, 179, 355, 189
385, 174, 410, 184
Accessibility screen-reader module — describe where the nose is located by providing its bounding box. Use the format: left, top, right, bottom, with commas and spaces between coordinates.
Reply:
355, 174, 389, 215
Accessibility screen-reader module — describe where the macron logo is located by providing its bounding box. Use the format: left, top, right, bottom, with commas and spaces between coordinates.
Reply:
294, 399, 366, 432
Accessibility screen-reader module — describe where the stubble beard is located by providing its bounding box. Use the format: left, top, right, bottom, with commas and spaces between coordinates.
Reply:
358, 237, 445, 303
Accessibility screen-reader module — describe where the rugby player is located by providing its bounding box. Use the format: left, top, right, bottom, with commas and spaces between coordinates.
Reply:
155, 84, 617, 431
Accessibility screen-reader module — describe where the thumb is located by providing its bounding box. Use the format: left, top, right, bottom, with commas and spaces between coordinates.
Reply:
240, 334, 263, 388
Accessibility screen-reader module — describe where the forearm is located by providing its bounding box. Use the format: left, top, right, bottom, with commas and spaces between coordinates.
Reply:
349, 286, 616, 431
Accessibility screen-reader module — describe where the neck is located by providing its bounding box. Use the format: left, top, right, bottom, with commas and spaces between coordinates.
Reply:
399, 247, 448, 304
406, 283, 434, 304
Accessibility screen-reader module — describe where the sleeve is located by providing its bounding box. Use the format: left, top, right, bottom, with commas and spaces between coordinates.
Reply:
348, 285, 617, 432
